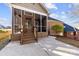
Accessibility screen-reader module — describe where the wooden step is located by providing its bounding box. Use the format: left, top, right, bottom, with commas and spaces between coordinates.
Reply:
21, 38, 36, 44
22, 37, 35, 40
22, 34, 34, 36
22, 33, 35, 38
21, 34, 34, 37
22, 38, 35, 41
21, 32, 36, 44
23, 33, 34, 36
22, 38, 35, 40
22, 36, 34, 38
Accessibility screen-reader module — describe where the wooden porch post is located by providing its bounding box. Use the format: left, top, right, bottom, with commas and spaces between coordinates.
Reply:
33, 13, 38, 42
20, 10, 24, 44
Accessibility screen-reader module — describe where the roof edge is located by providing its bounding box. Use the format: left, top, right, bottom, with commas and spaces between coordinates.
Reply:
40, 3, 49, 14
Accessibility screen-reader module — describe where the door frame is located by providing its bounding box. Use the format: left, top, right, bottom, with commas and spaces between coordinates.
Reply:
20, 14, 34, 44
22, 16, 33, 35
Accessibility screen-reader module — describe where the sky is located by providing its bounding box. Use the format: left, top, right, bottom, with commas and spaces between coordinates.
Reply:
45, 3, 79, 29
0, 3, 11, 27
0, 3, 79, 29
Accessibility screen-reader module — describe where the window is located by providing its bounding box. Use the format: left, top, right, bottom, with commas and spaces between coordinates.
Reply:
35, 14, 47, 32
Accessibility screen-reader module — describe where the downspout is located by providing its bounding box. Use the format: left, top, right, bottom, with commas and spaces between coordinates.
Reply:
73, 28, 76, 39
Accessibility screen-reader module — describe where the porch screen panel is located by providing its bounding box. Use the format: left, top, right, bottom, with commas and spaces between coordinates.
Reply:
42, 16, 46, 32
35, 14, 41, 32
14, 8, 21, 34
35, 14, 47, 32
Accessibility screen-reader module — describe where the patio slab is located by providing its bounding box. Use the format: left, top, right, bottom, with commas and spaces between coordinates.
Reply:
0, 36, 79, 56
38, 36, 79, 56
0, 41, 48, 56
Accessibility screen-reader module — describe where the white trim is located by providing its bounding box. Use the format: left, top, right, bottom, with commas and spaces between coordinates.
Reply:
11, 4, 47, 16
40, 3, 49, 14
12, 8, 15, 34
47, 16, 48, 32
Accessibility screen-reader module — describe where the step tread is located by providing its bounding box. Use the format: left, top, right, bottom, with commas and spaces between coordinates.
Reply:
22, 38, 35, 41
21, 32, 36, 44
21, 39, 36, 44
21, 36, 35, 38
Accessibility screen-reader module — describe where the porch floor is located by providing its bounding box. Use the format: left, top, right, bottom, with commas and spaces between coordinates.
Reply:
0, 36, 79, 56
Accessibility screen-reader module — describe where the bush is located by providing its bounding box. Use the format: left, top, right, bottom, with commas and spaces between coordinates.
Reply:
51, 25, 64, 32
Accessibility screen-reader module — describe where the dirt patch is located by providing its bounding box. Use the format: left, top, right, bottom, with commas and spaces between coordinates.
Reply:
56, 36, 79, 48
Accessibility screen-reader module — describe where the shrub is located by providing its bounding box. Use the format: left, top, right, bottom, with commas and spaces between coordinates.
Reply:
51, 25, 64, 32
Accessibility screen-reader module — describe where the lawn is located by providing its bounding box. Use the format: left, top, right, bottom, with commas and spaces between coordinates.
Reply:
0, 31, 11, 42
0, 31, 11, 50
56, 36, 79, 48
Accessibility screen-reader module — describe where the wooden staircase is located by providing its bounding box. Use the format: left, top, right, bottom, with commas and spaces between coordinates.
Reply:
21, 32, 36, 44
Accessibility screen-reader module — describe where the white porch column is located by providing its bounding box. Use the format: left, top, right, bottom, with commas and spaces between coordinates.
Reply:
40, 15, 42, 32
12, 7, 15, 34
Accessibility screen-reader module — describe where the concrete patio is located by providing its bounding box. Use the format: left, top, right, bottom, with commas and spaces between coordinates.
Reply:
0, 36, 79, 56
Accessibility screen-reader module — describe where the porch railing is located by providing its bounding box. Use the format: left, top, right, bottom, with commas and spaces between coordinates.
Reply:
33, 26, 38, 42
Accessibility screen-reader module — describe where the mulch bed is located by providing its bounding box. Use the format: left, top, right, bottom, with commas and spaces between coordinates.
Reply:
55, 36, 79, 48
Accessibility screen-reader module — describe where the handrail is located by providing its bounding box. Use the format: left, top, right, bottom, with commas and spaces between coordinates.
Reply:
33, 26, 38, 42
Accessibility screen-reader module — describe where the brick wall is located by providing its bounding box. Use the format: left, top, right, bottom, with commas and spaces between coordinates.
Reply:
64, 31, 79, 40
75, 31, 79, 40
66, 32, 75, 39
48, 20, 64, 36
50, 30, 63, 36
